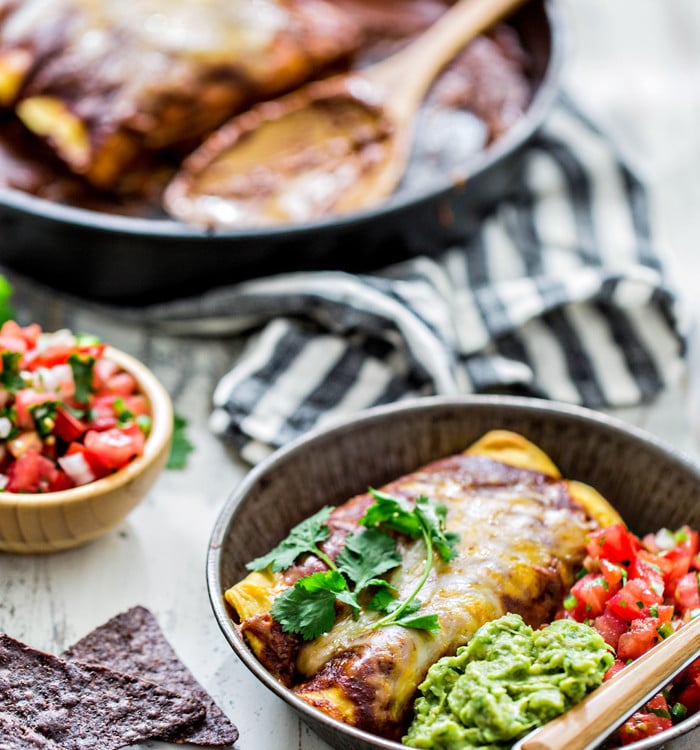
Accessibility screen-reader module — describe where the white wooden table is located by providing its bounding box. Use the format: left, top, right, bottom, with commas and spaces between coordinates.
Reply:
2, 1, 700, 748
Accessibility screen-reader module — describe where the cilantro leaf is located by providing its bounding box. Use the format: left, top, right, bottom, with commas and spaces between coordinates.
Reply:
361, 489, 422, 538
113, 397, 134, 423
335, 589, 362, 618
362, 490, 460, 633
167, 413, 193, 469
379, 597, 422, 617
0, 351, 24, 392
366, 586, 399, 612
246, 506, 334, 572
414, 496, 460, 562
390, 611, 440, 634
271, 570, 347, 640
334, 528, 401, 616
68, 353, 95, 404
368, 595, 438, 631
336, 528, 401, 592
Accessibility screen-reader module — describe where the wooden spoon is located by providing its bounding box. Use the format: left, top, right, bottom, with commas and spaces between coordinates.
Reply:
512, 614, 700, 750
165, 0, 527, 228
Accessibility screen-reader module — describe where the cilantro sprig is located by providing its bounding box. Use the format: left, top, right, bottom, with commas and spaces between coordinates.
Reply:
166, 414, 194, 469
247, 506, 335, 573
68, 352, 96, 404
249, 489, 460, 640
0, 351, 25, 392
270, 570, 348, 641
361, 489, 459, 632
29, 400, 58, 437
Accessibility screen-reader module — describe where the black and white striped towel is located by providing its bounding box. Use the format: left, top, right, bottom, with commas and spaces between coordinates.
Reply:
140, 96, 687, 464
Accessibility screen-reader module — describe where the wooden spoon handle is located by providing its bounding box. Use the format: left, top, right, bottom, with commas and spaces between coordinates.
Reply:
514, 615, 700, 750
367, 0, 528, 116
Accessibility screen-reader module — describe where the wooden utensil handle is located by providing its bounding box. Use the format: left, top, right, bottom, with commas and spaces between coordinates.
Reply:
368, 0, 527, 116
517, 615, 700, 750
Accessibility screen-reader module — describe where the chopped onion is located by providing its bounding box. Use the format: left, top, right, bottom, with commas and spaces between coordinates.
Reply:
34, 364, 73, 393
0, 416, 12, 439
654, 528, 677, 550
58, 452, 96, 486
37, 329, 75, 352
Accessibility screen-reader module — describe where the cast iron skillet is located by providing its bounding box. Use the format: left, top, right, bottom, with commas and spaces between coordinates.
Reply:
0, 0, 562, 305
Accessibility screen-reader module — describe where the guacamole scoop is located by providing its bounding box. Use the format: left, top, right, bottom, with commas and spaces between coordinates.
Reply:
403, 613, 613, 749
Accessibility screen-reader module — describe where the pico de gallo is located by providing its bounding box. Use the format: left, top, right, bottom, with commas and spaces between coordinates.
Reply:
0, 320, 151, 493
558, 521, 700, 745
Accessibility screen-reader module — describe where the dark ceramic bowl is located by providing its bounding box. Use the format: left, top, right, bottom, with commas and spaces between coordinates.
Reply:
0, 0, 562, 304
207, 395, 700, 750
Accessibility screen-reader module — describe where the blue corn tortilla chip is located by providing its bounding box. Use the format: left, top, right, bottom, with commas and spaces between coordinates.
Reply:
0, 713, 63, 749
62, 605, 238, 746
0, 634, 205, 750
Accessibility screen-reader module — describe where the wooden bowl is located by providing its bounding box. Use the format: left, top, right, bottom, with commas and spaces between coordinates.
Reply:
0, 347, 173, 554
207, 394, 700, 750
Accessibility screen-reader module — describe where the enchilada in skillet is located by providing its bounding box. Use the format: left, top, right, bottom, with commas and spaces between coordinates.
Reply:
0, 0, 362, 187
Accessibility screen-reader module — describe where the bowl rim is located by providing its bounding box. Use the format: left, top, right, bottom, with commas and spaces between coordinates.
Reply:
0, 345, 173, 508
0, 0, 565, 243
207, 394, 700, 750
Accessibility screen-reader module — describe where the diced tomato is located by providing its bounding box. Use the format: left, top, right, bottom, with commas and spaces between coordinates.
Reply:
21, 343, 74, 369
121, 394, 149, 417
586, 523, 639, 565
22, 342, 107, 370
0, 334, 27, 354
683, 658, 700, 681
645, 693, 672, 716
104, 371, 137, 397
677, 681, 700, 715
92, 357, 119, 391
5, 449, 73, 493
593, 609, 628, 650
0, 320, 40, 348
569, 573, 616, 618
629, 555, 666, 599
48, 468, 74, 491
14, 389, 56, 429
619, 712, 673, 745
87, 395, 119, 431
84, 423, 145, 470
607, 578, 662, 622
617, 617, 663, 660
674, 572, 700, 611
657, 604, 675, 623
600, 558, 627, 588
675, 527, 700, 558
661, 545, 694, 587
64, 442, 111, 480
53, 407, 87, 443
604, 658, 627, 681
